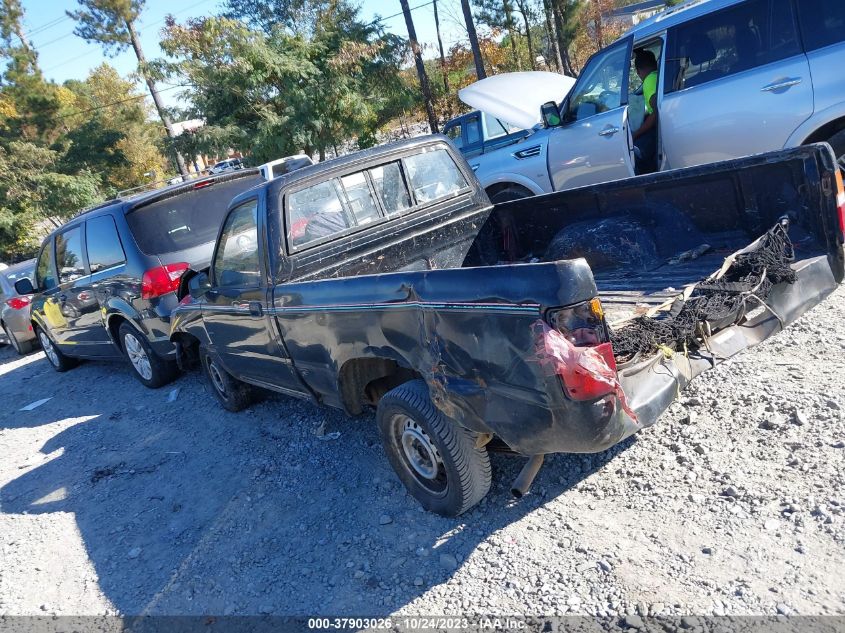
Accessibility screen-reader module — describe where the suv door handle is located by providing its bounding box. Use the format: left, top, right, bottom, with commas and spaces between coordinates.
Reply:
761, 78, 802, 92
599, 126, 620, 137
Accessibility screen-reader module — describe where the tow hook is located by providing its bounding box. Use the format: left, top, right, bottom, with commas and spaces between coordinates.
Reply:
511, 454, 545, 498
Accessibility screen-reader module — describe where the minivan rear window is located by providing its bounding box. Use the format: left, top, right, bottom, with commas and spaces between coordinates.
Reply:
126, 175, 263, 255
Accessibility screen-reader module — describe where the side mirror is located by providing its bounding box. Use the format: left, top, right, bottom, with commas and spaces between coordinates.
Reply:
541, 101, 562, 128
188, 271, 212, 300
14, 278, 35, 295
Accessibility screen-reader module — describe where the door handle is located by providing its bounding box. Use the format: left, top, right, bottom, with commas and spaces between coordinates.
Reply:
599, 126, 620, 137
470, 163, 480, 172
761, 78, 802, 92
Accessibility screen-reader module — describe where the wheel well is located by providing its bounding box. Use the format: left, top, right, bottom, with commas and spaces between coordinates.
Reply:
338, 357, 421, 415
171, 332, 201, 370
485, 182, 533, 200
802, 117, 845, 146
106, 315, 128, 352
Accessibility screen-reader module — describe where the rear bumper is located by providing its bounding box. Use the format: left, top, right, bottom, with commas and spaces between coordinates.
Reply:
1, 310, 35, 344
434, 254, 839, 456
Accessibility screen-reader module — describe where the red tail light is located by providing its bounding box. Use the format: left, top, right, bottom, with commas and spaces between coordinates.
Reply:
6, 296, 31, 310
836, 170, 845, 242
141, 263, 189, 300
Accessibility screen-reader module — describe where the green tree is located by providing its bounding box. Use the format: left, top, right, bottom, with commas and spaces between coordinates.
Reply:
68, 0, 188, 176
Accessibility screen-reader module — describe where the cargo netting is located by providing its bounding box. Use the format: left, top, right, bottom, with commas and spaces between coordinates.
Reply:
610, 221, 796, 363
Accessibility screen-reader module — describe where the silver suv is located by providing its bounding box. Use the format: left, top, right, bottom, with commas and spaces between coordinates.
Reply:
548, 0, 845, 189
463, 0, 845, 199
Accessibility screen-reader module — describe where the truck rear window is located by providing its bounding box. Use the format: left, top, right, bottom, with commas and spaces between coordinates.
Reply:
126, 175, 263, 255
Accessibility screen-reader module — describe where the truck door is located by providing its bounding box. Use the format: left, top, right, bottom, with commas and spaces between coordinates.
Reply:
659, 0, 811, 169
203, 195, 305, 393
547, 37, 634, 191
52, 225, 99, 353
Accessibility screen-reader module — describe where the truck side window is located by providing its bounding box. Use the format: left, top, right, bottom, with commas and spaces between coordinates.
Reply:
465, 115, 482, 146
564, 41, 628, 121
796, 0, 845, 51
445, 122, 463, 149
85, 215, 126, 273
340, 172, 381, 226
287, 180, 353, 248
35, 239, 57, 291
55, 226, 87, 284
368, 162, 411, 214
665, 0, 800, 92
404, 149, 468, 204
214, 199, 261, 288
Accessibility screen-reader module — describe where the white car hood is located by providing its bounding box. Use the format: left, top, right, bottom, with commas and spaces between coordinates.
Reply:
457, 71, 576, 130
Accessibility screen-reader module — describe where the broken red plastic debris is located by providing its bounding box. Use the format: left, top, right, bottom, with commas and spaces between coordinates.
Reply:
533, 320, 638, 423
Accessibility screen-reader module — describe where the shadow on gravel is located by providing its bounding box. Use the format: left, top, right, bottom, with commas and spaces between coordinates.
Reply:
0, 370, 636, 616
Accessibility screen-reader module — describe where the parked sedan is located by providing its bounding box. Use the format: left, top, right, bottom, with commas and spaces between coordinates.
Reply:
0, 259, 37, 355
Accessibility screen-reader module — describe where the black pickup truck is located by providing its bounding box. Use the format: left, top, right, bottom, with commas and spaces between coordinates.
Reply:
171, 136, 844, 516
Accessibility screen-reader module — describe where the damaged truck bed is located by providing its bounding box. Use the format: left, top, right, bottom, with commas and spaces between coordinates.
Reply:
172, 137, 845, 516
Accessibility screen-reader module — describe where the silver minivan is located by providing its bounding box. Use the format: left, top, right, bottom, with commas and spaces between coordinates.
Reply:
541, 0, 845, 191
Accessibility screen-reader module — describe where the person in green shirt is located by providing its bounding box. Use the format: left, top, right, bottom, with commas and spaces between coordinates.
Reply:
632, 50, 659, 175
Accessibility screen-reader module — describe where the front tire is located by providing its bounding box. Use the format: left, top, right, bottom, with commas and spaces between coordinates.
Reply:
200, 348, 259, 412
119, 323, 178, 388
36, 327, 78, 372
377, 380, 491, 517
3, 323, 35, 355
826, 129, 845, 173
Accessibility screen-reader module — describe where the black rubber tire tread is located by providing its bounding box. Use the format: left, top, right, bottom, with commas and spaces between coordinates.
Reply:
119, 322, 179, 389
488, 185, 532, 204
377, 379, 491, 517
36, 326, 78, 372
200, 348, 259, 412
3, 324, 35, 355
826, 128, 845, 173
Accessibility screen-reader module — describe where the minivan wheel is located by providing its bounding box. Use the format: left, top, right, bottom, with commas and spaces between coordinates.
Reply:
376, 380, 491, 517
200, 349, 259, 412
119, 323, 178, 389
36, 327, 77, 372
3, 323, 34, 355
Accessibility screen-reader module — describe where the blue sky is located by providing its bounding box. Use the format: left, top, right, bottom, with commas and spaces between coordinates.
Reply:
20, 0, 471, 108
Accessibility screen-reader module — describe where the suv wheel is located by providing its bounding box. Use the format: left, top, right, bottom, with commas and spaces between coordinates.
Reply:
377, 380, 491, 516
3, 323, 34, 355
119, 322, 178, 388
200, 348, 259, 412
36, 327, 77, 372
826, 129, 845, 173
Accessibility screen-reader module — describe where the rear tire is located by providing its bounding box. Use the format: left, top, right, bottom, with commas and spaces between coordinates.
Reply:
119, 323, 178, 389
36, 327, 78, 372
377, 379, 491, 517
200, 348, 259, 412
826, 129, 845, 173
3, 324, 35, 355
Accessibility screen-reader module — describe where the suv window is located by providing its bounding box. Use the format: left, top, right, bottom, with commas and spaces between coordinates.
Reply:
126, 174, 263, 255
36, 241, 57, 291
403, 149, 468, 204
797, 0, 845, 52
666, 0, 801, 92
86, 215, 126, 273
214, 200, 260, 288
55, 227, 87, 284
287, 180, 353, 248
465, 114, 482, 146
368, 162, 411, 214
564, 40, 629, 121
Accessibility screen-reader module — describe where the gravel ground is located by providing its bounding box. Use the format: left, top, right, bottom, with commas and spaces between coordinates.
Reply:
0, 287, 843, 618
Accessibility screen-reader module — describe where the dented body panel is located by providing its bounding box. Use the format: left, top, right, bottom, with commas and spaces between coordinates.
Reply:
172, 138, 844, 456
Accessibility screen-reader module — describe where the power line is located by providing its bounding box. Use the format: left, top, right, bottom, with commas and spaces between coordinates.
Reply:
23, 15, 72, 39
368, 1, 435, 26
57, 83, 187, 120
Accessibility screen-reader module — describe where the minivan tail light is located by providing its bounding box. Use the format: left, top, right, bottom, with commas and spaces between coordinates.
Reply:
141, 263, 189, 300
6, 296, 31, 310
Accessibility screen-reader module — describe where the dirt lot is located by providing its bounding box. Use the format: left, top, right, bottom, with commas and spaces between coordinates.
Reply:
1, 288, 844, 618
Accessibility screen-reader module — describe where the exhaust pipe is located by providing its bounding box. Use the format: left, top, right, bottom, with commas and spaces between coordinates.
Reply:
511, 454, 545, 498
